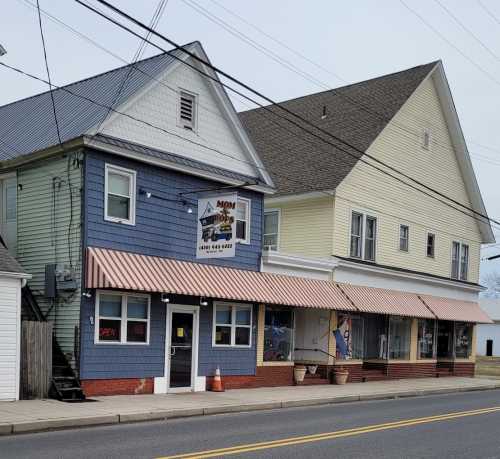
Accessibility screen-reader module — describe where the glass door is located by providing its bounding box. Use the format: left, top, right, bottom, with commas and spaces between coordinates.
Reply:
169, 312, 194, 389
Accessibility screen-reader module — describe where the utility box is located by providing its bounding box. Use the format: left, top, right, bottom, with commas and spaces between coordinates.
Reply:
45, 263, 77, 298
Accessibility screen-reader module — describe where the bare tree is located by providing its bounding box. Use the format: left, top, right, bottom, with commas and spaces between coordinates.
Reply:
482, 272, 500, 297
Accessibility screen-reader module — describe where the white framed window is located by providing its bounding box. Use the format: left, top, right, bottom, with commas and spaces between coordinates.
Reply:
399, 224, 409, 252
422, 128, 431, 150
104, 164, 136, 225
95, 291, 150, 345
427, 233, 435, 258
451, 241, 469, 281
212, 302, 252, 348
350, 211, 377, 262
263, 209, 280, 251
179, 90, 197, 131
236, 198, 251, 244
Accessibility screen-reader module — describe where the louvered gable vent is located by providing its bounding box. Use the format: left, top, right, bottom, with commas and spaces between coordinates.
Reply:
179, 91, 196, 130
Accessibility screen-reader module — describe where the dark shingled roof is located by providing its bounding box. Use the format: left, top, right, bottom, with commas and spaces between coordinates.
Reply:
239, 62, 438, 196
0, 242, 25, 274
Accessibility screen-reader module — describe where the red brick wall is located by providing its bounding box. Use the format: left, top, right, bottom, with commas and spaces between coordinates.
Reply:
206, 366, 294, 390
331, 364, 364, 383
453, 362, 475, 377
81, 378, 154, 396
386, 362, 437, 379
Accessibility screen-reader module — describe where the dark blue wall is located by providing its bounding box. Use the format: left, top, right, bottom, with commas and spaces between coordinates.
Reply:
84, 150, 263, 271
80, 150, 262, 380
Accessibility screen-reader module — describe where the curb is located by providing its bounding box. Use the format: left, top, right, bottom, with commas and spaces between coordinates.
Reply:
2, 383, 500, 436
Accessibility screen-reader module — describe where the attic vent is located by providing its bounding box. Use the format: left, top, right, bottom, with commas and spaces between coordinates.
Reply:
179, 91, 196, 131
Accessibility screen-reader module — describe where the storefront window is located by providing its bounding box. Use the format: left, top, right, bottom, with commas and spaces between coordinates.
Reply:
389, 316, 411, 360
417, 319, 436, 359
455, 322, 473, 358
335, 313, 363, 360
263, 307, 294, 362
364, 314, 388, 360
437, 321, 454, 358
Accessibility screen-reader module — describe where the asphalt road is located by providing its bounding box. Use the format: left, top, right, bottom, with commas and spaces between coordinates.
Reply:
2, 390, 500, 459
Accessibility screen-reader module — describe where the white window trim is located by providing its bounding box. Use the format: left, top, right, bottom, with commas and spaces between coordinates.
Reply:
94, 290, 151, 345
104, 163, 136, 226
426, 232, 436, 258
451, 241, 469, 281
263, 208, 281, 252
399, 224, 409, 252
177, 88, 199, 133
212, 301, 252, 348
349, 209, 377, 262
236, 197, 251, 245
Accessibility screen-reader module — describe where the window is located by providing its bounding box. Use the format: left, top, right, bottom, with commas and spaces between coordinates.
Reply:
95, 292, 150, 344
417, 319, 436, 359
350, 211, 377, 261
213, 302, 252, 347
427, 233, 435, 258
5, 181, 16, 222
179, 91, 196, 131
388, 316, 411, 360
422, 129, 431, 150
399, 225, 409, 252
451, 241, 469, 280
455, 322, 473, 358
263, 306, 294, 362
335, 313, 364, 360
263, 210, 279, 251
236, 198, 251, 244
104, 164, 136, 225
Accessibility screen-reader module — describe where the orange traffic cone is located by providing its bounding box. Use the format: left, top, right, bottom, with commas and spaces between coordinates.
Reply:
211, 366, 224, 392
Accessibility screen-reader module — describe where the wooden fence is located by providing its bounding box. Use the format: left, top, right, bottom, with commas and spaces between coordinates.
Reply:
20, 321, 53, 399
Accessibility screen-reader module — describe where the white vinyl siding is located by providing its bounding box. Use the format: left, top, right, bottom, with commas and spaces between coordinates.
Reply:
0, 277, 21, 401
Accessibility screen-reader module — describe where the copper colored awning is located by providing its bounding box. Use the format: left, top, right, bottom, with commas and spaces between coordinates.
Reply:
86, 247, 356, 311
419, 295, 493, 324
337, 283, 435, 319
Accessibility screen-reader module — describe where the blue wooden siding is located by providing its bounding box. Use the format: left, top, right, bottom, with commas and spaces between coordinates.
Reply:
80, 294, 257, 379
84, 150, 263, 271
80, 150, 263, 380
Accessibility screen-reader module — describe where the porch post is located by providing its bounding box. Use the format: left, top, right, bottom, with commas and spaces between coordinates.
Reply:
327, 310, 337, 365
410, 318, 418, 361
470, 324, 477, 362
256, 304, 265, 366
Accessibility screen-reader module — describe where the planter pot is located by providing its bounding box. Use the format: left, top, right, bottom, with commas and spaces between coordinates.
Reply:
307, 365, 318, 375
294, 366, 307, 383
334, 370, 349, 385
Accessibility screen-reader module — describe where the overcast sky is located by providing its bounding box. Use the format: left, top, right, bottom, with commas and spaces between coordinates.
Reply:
2, 0, 500, 279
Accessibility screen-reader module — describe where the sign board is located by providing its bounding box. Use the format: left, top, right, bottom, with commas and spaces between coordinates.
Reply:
196, 193, 237, 258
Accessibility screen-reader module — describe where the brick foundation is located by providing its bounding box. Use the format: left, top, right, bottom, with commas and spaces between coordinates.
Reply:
386, 362, 437, 379
330, 363, 364, 383
206, 366, 294, 390
452, 362, 475, 377
81, 378, 154, 396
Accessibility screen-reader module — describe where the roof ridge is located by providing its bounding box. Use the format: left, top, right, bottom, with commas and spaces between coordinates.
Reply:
0, 41, 198, 111
239, 60, 440, 114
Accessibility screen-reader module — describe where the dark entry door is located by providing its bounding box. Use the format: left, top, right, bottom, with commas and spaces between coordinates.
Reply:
169, 312, 194, 388
487, 339, 493, 357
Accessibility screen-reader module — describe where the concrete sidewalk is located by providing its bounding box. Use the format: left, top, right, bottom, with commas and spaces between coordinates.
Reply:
1, 377, 499, 436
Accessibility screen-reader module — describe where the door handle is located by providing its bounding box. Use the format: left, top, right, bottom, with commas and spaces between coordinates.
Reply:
170, 347, 176, 357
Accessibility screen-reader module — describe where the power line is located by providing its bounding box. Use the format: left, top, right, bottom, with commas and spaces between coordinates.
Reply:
131, 0, 168, 62
78, 0, 500, 230
478, 0, 500, 26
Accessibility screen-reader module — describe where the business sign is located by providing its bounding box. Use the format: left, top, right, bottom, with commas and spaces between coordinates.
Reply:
196, 193, 237, 258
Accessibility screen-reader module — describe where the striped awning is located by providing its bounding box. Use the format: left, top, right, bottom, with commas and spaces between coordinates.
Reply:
337, 283, 435, 319
86, 247, 356, 311
419, 295, 493, 324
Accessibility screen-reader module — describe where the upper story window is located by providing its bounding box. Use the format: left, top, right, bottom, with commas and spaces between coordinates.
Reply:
350, 211, 377, 262
451, 241, 469, 281
236, 198, 251, 244
422, 128, 431, 150
263, 210, 280, 251
213, 302, 252, 347
399, 224, 409, 252
427, 233, 435, 258
179, 91, 197, 131
95, 292, 150, 345
105, 164, 136, 225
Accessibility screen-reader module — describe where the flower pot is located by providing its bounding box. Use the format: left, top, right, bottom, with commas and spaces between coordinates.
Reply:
294, 366, 307, 383
334, 369, 349, 385
307, 365, 318, 375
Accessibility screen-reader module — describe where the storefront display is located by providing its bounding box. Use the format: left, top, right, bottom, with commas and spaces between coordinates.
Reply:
263, 307, 294, 361
417, 319, 436, 359
335, 313, 363, 360
389, 316, 411, 360
455, 322, 473, 359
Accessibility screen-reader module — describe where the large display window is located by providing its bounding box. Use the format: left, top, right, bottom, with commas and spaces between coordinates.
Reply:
263, 307, 294, 362
455, 322, 473, 359
335, 313, 364, 360
417, 319, 436, 359
388, 316, 411, 360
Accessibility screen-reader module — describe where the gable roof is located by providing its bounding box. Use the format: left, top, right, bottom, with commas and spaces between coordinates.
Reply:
0, 241, 26, 275
239, 62, 439, 197
0, 42, 274, 190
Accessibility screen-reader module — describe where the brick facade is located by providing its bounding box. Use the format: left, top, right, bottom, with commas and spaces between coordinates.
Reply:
206, 366, 294, 390
81, 378, 154, 396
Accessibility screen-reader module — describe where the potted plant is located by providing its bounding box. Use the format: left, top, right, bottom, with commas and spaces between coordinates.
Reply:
333, 365, 349, 385
307, 365, 318, 375
294, 365, 307, 383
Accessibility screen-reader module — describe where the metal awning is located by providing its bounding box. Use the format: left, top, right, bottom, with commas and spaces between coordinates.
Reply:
337, 283, 435, 319
86, 247, 356, 311
419, 295, 493, 324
